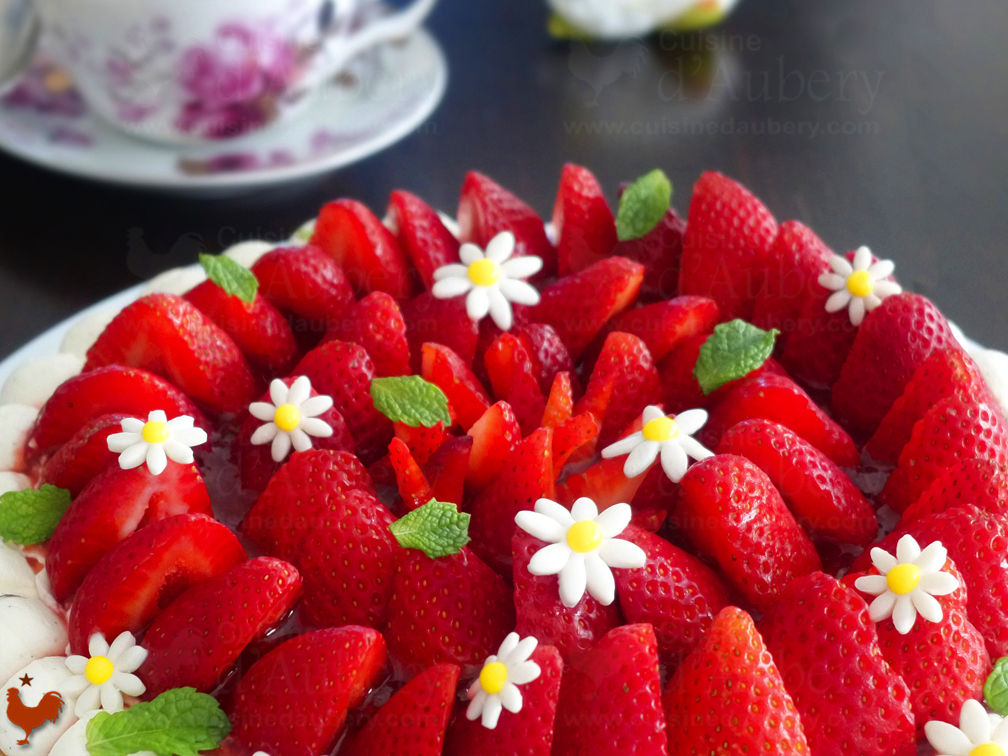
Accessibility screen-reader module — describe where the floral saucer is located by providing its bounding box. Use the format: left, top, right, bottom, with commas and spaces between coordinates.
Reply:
0, 27, 446, 193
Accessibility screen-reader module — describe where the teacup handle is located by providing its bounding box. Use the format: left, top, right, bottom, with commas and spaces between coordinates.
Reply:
317, 0, 438, 80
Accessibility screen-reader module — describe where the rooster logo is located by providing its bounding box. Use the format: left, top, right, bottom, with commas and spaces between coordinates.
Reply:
6, 687, 65, 746
568, 39, 649, 106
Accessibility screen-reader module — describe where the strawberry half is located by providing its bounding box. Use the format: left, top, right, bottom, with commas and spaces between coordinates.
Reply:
603, 296, 719, 363
420, 342, 491, 431
900, 458, 1008, 524
388, 437, 432, 511
386, 189, 460, 291
542, 371, 574, 428
554, 163, 617, 276
402, 293, 480, 372
139, 557, 303, 697
514, 323, 575, 397
322, 291, 411, 377
423, 435, 472, 507
484, 332, 547, 436
612, 206, 686, 303
466, 400, 521, 492
38, 412, 126, 496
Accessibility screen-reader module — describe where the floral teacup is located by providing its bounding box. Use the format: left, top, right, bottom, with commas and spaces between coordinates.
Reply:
24, 0, 438, 143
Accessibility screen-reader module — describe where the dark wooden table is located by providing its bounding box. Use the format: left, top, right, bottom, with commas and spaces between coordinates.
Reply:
1, 0, 1006, 359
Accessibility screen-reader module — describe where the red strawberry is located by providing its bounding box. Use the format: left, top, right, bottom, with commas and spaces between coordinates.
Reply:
443, 644, 563, 756
68, 513, 246, 652
552, 624, 668, 756
662, 607, 810, 755
423, 435, 472, 507
511, 528, 621, 662
514, 323, 575, 396
717, 418, 877, 546
866, 347, 992, 464
679, 171, 778, 321
458, 170, 557, 277
402, 293, 480, 372
604, 296, 719, 363
388, 437, 432, 511
831, 292, 957, 436
84, 293, 255, 414
466, 401, 521, 492
612, 207, 687, 303
312, 199, 414, 300
297, 487, 399, 628
676, 455, 821, 611
557, 456, 645, 511
47, 461, 213, 601
322, 291, 410, 377
293, 339, 393, 464
901, 458, 1008, 524
529, 256, 644, 361
469, 427, 555, 573
386, 546, 515, 675
553, 163, 617, 275
230, 627, 387, 756
551, 412, 598, 471
484, 332, 547, 436
615, 525, 732, 669
703, 371, 859, 467
879, 393, 1008, 512
38, 413, 126, 496
758, 572, 916, 756
341, 663, 459, 756
241, 449, 376, 557
420, 342, 490, 431
542, 371, 574, 428
393, 421, 446, 466
386, 189, 460, 291
139, 557, 303, 697
184, 279, 298, 376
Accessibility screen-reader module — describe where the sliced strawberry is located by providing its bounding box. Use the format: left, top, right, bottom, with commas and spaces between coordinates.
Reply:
420, 342, 491, 431
879, 393, 1008, 512
393, 421, 445, 466
293, 340, 393, 464
717, 418, 877, 546
778, 287, 860, 388
529, 256, 644, 361
341, 663, 459, 756
553, 163, 617, 276
551, 413, 598, 472
469, 427, 555, 573
184, 279, 298, 376
758, 572, 917, 756
604, 296, 719, 363
901, 458, 1008, 524
139, 557, 302, 697
388, 437, 432, 511
484, 332, 547, 436
612, 206, 687, 303
402, 293, 480, 372
663, 607, 810, 755
423, 435, 472, 507
230, 627, 387, 756
47, 461, 213, 601
557, 455, 645, 508
679, 171, 778, 321
676, 455, 821, 611
656, 333, 711, 413
38, 413, 126, 496
466, 401, 521, 492
458, 170, 557, 276
312, 199, 414, 300
443, 645, 562, 756
831, 292, 957, 436
386, 546, 515, 675
322, 291, 410, 377
84, 293, 255, 414
542, 371, 574, 428
514, 323, 575, 396
386, 189, 460, 291
68, 513, 246, 652
552, 624, 668, 756
297, 488, 399, 629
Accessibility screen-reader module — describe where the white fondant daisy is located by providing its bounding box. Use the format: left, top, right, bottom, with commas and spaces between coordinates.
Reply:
106, 410, 207, 476
466, 632, 541, 730
431, 231, 542, 331
925, 699, 1008, 756
515, 497, 646, 608
249, 376, 334, 463
600, 405, 713, 483
854, 534, 959, 635
60, 631, 147, 717
817, 245, 902, 326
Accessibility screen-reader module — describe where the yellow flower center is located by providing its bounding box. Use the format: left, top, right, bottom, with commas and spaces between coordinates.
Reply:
85, 655, 114, 685
467, 258, 500, 287
566, 520, 603, 554
642, 417, 677, 443
846, 269, 874, 298
971, 745, 1006, 756
273, 404, 301, 432
886, 563, 921, 596
479, 661, 508, 695
141, 421, 170, 445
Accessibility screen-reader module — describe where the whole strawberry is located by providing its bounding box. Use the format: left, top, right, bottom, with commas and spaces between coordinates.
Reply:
321, 291, 411, 377
900, 458, 1008, 524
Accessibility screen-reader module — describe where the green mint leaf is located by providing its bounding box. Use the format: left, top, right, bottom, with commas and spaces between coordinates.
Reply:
370, 376, 451, 428
199, 253, 259, 304
389, 499, 471, 558
86, 688, 231, 756
693, 320, 779, 395
616, 169, 672, 241
986, 657, 1008, 715
292, 218, 316, 243
0, 485, 71, 545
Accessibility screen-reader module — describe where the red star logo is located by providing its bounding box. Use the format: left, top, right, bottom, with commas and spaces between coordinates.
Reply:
18, 675, 31, 687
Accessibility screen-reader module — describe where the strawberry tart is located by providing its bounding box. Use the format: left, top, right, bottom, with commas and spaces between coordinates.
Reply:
2, 165, 1008, 756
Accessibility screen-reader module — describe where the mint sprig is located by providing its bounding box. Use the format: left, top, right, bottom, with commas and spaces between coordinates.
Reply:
0, 485, 71, 545
199, 253, 259, 303
693, 320, 778, 395
986, 657, 1008, 715
616, 169, 672, 241
371, 376, 451, 428
86, 688, 230, 756
389, 499, 471, 558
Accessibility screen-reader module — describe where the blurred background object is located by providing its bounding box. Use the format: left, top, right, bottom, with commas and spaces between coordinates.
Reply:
0, 0, 37, 92
546, 0, 741, 40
